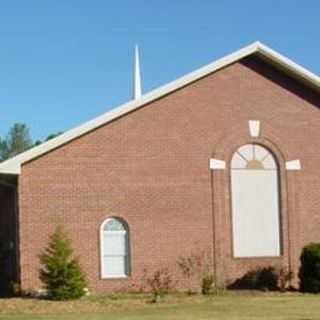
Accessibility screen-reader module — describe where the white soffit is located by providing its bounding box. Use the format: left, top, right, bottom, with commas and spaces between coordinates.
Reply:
0, 41, 318, 175
285, 160, 302, 171
249, 120, 260, 138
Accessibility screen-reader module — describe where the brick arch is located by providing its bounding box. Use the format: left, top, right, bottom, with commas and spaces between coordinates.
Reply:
210, 125, 295, 286
212, 123, 290, 164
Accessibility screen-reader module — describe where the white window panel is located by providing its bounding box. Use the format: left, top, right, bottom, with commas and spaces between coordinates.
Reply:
103, 232, 126, 256
104, 219, 125, 231
231, 144, 281, 258
103, 256, 126, 277
254, 144, 268, 161
100, 218, 130, 278
237, 144, 254, 161
263, 155, 277, 169
231, 153, 247, 169
231, 144, 277, 171
231, 170, 280, 257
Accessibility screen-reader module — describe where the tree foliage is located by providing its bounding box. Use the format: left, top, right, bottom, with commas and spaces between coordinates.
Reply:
0, 138, 6, 161
39, 226, 87, 300
143, 268, 173, 303
0, 123, 63, 161
34, 132, 63, 147
0, 123, 33, 161
177, 249, 214, 294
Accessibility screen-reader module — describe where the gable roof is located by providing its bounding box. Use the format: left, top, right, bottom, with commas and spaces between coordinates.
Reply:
1, 41, 320, 175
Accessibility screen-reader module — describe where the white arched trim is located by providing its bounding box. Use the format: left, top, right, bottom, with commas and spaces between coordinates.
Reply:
100, 217, 130, 279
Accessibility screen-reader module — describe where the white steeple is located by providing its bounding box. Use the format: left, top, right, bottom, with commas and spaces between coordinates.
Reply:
133, 45, 142, 100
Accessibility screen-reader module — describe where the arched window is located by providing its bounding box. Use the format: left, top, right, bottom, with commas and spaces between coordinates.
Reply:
231, 144, 281, 258
100, 218, 130, 278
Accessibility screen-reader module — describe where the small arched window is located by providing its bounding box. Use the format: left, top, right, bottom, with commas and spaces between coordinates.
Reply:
231, 144, 281, 258
100, 218, 130, 278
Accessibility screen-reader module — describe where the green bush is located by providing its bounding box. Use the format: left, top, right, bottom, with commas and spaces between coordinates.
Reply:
299, 243, 320, 293
230, 267, 278, 291
278, 267, 294, 292
143, 268, 173, 303
201, 275, 214, 295
39, 226, 87, 300
177, 249, 212, 294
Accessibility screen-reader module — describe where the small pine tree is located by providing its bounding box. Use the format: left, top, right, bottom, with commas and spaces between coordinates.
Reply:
39, 226, 87, 300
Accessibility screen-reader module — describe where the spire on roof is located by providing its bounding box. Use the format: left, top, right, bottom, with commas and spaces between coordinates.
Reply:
133, 45, 142, 100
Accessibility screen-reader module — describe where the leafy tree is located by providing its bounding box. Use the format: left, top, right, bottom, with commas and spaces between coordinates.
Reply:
143, 268, 173, 303
177, 249, 213, 294
39, 226, 87, 300
45, 132, 63, 141
0, 137, 7, 162
0, 123, 63, 160
33, 132, 63, 147
33, 140, 42, 147
0, 123, 33, 161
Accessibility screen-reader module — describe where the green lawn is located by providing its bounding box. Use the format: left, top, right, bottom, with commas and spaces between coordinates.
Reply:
0, 292, 319, 320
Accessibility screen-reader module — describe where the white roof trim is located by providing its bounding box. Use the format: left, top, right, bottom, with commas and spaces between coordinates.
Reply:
0, 41, 319, 175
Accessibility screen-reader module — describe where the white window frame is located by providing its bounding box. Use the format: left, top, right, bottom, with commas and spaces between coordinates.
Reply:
100, 218, 130, 279
230, 144, 281, 258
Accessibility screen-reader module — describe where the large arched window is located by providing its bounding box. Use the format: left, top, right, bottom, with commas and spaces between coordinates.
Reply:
231, 144, 281, 258
100, 217, 130, 278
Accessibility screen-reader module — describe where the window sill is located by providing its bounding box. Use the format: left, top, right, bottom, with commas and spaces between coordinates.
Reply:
232, 255, 282, 260
101, 275, 129, 280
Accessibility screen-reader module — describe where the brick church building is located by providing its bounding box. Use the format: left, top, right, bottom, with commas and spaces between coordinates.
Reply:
0, 42, 319, 293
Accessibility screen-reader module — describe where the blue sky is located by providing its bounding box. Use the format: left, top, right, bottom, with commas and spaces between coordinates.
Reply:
0, 1, 319, 140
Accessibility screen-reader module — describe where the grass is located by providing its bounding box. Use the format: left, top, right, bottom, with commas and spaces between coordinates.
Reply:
0, 291, 319, 320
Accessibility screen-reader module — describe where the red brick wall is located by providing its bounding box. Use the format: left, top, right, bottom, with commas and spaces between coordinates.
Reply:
18, 56, 320, 293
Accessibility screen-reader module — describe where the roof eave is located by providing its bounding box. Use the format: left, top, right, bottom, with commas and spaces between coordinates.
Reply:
255, 43, 320, 92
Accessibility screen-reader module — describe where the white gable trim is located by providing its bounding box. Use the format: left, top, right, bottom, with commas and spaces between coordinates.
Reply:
0, 41, 319, 175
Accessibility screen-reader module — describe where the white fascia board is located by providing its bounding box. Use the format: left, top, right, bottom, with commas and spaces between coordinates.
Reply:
256, 42, 320, 90
0, 163, 21, 175
0, 41, 318, 175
